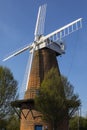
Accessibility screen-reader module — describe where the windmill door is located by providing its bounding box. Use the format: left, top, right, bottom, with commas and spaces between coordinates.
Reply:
35, 125, 43, 130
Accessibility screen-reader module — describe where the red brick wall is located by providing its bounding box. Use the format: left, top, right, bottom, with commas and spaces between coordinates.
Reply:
20, 48, 68, 130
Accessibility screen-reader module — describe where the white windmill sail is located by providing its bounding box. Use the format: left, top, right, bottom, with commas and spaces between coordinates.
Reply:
20, 44, 36, 99
35, 18, 82, 55
37, 18, 82, 44
3, 43, 33, 61
34, 4, 47, 41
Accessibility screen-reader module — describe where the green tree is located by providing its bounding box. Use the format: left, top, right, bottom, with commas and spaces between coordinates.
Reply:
62, 76, 80, 117
6, 115, 20, 130
69, 116, 87, 130
35, 68, 80, 130
0, 115, 20, 130
0, 66, 18, 119
0, 119, 7, 129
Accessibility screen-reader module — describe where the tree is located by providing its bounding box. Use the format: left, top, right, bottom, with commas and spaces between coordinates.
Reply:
69, 116, 87, 130
0, 115, 20, 130
0, 118, 7, 129
35, 68, 80, 130
0, 66, 18, 119
6, 115, 20, 130
62, 76, 81, 117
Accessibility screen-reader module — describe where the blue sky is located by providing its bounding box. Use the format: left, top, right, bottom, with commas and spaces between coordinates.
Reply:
0, 0, 87, 116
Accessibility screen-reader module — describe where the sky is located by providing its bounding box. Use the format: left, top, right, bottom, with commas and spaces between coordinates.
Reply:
0, 0, 87, 116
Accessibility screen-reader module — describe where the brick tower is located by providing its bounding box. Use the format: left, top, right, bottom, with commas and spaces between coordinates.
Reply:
20, 47, 68, 130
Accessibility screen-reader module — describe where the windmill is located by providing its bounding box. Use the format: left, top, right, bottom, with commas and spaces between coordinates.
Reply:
3, 4, 82, 130
3, 4, 82, 100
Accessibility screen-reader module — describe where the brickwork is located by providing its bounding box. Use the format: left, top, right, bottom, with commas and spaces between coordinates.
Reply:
20, 48, 68, 130
24, 48, 59, 99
